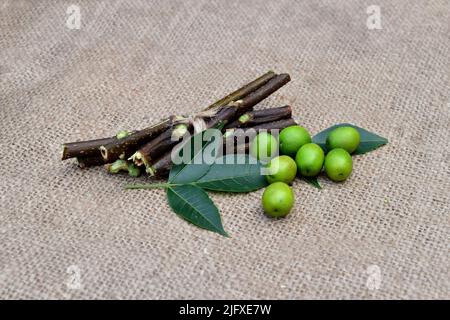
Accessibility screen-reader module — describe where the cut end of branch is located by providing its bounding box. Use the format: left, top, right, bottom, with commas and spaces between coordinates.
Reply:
130, 151, 147, 167
99, 146, 108, 160
61, 145, 68, 160
172, 124, 189, 140
229, 99, 243, 107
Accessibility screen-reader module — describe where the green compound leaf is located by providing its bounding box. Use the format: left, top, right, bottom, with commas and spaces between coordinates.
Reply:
302, 176, 322, 189
167, 184, 228, 237
195, 154, 268, 192
169, 125, 223, 184
312, 123, 388, 155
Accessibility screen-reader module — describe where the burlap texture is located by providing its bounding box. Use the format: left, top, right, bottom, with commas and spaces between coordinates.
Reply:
0, 0, 449, 299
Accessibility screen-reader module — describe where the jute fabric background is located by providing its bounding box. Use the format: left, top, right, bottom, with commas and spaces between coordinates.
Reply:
0, 0, 449, 299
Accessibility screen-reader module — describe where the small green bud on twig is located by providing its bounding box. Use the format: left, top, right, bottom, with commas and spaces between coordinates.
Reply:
127, 163, 141, 177
106, 159, 129, 174
116, 130, 131, 140
106, 159, 141, 177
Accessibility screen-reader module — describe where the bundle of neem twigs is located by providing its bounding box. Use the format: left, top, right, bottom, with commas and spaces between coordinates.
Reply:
61, 71, 295, 177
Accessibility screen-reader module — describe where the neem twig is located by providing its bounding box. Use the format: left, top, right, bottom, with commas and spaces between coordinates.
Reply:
99, 117, 174, 163
238, 117, 296, 132
225, 105, 292, 129
76, 156, 107, 168
205, 71, 276, 110
235, 74, 290, 111
62, 137, 117, 160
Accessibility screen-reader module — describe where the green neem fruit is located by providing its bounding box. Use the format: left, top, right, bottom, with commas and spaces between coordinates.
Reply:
295, 143, 324, 177
326, 126, 360, 154
266, 155, 297, 184
279, 125, 312, 156
250, 132, 278, 161
324, 148, 353, 182
262, 182, 294, 218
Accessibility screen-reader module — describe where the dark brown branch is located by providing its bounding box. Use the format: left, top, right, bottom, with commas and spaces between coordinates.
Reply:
235, 74, 290, 111
205, 71, 276, 110
146, 152, 173, 177
76, 156, 107, 168
244, 117, 296, 131
99, 117, 174, 162
225, 105, 292, 129
62, 137, 117, 160
205, 105, 239, 128
223, 117, 297, 140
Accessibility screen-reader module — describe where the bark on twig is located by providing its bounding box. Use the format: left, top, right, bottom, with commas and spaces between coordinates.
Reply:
99, 117, 174, 162
225, 105, 292, 129
235, 74, 290, 111
205, 71, 276, 110
76, 156, 108, 168
231, 117, 296, 133
62, 137, 117, 160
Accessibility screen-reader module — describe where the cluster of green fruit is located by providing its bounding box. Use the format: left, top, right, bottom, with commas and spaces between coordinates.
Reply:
250, 125, 361, 218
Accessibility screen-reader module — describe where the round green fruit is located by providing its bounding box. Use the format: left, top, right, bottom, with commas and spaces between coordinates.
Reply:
324, 148, 353, 182
262, 182, 294, 218
326, 126, 360, 154
295, 143, 324, 177
250, 132, 278, 162
266, 155, 297, 184
279, 125, 311, 156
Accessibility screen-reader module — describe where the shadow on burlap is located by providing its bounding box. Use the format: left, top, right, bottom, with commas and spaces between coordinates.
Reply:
0, 0, 449, 299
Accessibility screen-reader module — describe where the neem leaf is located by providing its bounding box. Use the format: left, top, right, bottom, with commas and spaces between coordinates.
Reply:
167, 184, 228, 237
302, 176, 322, 189
195, 154, 267, 192
312, 123, 388, 155
169, 126, 223, 184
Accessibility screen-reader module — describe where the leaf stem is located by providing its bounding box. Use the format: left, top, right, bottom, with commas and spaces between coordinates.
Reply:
124, 183, 175, 190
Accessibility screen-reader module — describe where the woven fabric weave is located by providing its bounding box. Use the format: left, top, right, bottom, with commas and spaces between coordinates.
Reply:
0, 0, 449, 299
